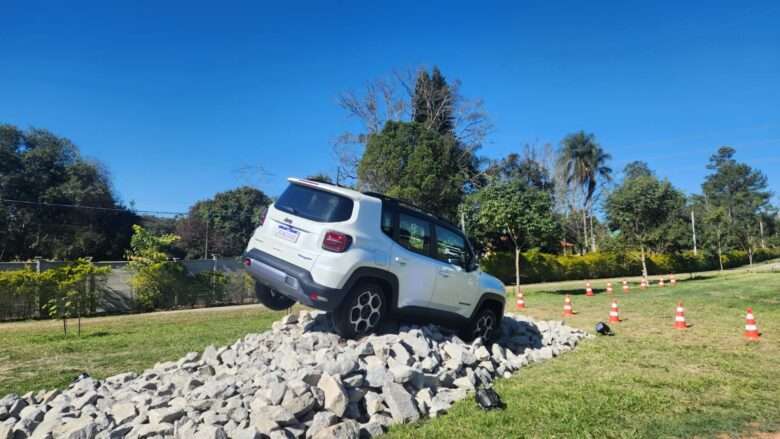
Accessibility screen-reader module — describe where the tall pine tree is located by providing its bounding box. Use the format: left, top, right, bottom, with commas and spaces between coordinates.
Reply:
411, 67, 455, 135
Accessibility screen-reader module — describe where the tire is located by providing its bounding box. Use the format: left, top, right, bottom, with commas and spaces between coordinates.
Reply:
331, 282, 387, 339
254, 283, 295, 311
464, 306, 500, 343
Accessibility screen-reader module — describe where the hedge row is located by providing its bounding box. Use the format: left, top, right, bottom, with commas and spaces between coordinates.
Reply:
480, 248, 780, 285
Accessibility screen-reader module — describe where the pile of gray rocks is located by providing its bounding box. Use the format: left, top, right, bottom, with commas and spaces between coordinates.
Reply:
0, 311, 588, 439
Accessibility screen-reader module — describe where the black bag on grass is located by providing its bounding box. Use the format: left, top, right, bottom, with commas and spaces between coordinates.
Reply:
475, 386, 505, 410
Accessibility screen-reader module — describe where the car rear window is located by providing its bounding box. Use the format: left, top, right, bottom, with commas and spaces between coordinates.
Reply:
275, 183, 354, 223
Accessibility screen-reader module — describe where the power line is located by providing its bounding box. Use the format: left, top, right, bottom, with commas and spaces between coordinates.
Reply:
0, 198, 185, 216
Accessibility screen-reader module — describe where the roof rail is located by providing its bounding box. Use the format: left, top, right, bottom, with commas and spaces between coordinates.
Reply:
362, 191, 458, 228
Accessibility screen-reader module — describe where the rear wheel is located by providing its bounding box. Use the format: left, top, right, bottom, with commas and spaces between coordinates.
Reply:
332, 282, 387, 339
254, 283, 295, 311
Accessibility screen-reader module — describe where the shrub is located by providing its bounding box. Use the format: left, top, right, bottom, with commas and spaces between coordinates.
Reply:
480, 248, 780, 284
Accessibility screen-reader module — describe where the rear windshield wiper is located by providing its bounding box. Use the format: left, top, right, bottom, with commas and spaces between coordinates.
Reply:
277, 205, 297, 215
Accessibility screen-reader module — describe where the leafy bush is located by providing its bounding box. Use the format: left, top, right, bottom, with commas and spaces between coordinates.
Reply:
127, 225, 191, 310
481, 248, 780, 284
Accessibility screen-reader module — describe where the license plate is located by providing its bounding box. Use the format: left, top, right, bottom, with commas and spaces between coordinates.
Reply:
275, 224, 300, 243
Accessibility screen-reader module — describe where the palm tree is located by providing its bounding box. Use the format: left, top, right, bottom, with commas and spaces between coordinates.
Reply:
557, 131, 612, 252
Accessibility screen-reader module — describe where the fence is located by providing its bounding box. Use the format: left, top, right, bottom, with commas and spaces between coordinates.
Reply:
0, 258, 256, 321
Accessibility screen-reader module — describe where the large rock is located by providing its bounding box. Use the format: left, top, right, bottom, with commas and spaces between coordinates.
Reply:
310, 420, 360, 439
381, 382, 420, 424
316, 374, 348, 418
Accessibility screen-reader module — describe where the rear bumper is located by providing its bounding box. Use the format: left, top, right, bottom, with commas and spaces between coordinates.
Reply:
243, 248, 345, 311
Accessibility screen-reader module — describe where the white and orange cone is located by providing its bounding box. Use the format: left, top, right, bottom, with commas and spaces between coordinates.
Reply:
563, 295, 575, 317
515, 289, 526, 310
658, 278, 665, 288
744, 308, 760, 340
622, 280, 629, 293
670, 275, 677, 286
640, 278, 648, 289
674, 302, 688, 329
606, 282, 613, 294
609, 300, 621, 323
585, 281, 594, 297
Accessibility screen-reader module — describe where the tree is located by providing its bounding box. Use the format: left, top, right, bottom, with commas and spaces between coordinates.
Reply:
623, 161, 653, 180
412, 67, 455, 135
472, 180, 558, 291
335, 67, 491, 186
701, 147, 772, 266
605, 173, 686, 277
358, 121, 468, 220
557, 131, 612, 253
0, 124, 138, 260
45, 259, 110, 336
176, 186, 271, 258
127, 225, 188, 310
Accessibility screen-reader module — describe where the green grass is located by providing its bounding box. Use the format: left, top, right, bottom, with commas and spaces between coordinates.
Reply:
0, 305, 285, 396
2, 268, 779, 438
387, 270, 780, 438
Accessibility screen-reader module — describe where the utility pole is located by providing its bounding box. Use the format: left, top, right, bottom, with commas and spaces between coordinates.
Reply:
691, 209, 697, 255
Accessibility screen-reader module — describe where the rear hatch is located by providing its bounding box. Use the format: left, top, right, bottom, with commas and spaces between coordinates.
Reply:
258, 181, 355, 271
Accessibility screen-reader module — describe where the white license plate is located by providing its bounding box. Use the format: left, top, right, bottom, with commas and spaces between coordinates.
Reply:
275, 224, 300, 243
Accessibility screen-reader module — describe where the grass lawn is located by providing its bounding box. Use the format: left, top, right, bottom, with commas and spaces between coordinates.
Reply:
387, 269, 780, 438
0, 305, 286, 397
2, 267, 779, 438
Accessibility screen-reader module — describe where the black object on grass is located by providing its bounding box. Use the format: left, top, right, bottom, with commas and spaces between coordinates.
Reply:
475, 386, 505, 410
595, 321, 615, 336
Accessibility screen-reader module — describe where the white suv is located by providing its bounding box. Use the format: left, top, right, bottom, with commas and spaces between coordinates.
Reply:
243, 177, 506, 340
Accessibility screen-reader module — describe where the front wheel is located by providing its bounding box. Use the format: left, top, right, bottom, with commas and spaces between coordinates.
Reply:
331, 282, 387, 339
464, 307, 500, 342
254, 283, 295, 311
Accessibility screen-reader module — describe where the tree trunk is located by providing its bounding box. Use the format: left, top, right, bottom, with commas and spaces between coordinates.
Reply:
640, 243, 648, 278
717, 240, 724, 272
515, 246, 521, 295
581, 210, 588, 254
748, 247, 753, 267
589, 213, 597, 252
691, 209, 697, 255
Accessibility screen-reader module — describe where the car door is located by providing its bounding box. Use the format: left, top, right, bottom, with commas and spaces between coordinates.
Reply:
390, 212, 439, 309
430, 225, 479, 317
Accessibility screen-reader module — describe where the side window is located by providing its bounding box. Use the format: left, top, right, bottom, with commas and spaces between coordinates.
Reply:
435, 226, 468, 268
398, 213, 431, 256
381, 206, 394, 238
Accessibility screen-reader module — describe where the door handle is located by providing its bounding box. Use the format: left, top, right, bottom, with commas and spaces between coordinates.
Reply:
439, 267, 453, 277
394, 256, 407, 266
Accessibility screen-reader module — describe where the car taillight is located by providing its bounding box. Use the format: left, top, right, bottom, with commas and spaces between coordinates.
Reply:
322, 231, 352, 252
258, 208, 267, 227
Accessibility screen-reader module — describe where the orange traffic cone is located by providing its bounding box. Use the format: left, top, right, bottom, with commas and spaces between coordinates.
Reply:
640, 278, 647, 289
658, 278, 665, 288
744, 308, 760, 340
670, 275, 677, 286
622, 280, 629, 293
609, 300, 621, 323
563, 295, 575, 317
674, 302, 688, 329
585, 281, 594, 297
515, 289, 526, 310
606, 282, 614, 294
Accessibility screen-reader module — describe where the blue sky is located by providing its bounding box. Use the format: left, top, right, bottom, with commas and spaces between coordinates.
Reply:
2, 1, 778, 213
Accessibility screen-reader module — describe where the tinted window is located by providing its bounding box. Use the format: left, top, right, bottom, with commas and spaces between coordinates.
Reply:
275, 183, 354, 223
435, 225, 468, 268
381, 207, 394, 237
398, 213, 431, 256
